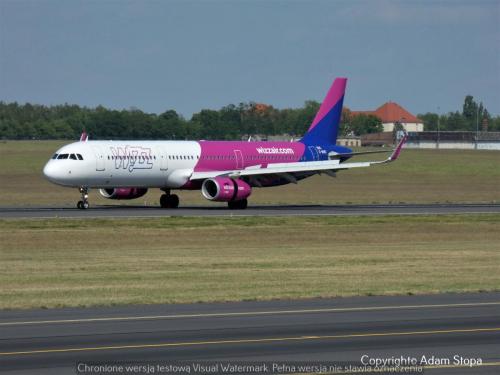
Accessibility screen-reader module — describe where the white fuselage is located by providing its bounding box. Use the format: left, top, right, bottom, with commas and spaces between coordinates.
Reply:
43, 141, 201, 189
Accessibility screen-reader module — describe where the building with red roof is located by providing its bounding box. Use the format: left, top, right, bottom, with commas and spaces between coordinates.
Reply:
352, 102, 424, 132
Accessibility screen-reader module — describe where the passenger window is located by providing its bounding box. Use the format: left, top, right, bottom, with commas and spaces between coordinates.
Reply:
52, 154, 58, 159
57, 154, 69, 159
70, 154, 77, 160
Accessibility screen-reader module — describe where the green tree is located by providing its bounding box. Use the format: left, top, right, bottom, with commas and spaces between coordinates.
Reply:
347, 114, 383, 135
1, 96, 498, 140
462, 95, 478, 120
191, 110, 222, 140
445, 111, 468, 131
418, 112, 439, 131
462, 96, 486, 131
340, 108, 352, 136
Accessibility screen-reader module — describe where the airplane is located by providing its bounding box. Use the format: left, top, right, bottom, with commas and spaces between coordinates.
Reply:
43, 78, 407, 209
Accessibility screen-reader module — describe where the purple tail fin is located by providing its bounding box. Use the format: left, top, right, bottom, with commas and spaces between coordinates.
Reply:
301, 78, 347, 145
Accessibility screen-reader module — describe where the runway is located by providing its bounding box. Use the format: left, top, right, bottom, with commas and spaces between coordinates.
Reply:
1, 203, 500, 218
1, 293, 499, 374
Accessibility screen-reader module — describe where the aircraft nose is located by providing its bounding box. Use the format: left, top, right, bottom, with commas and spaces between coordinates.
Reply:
43, 161, 61, 182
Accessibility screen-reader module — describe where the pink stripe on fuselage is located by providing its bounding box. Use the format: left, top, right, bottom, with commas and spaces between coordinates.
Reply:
194, 141, 305, 172
308, 78, 347, 131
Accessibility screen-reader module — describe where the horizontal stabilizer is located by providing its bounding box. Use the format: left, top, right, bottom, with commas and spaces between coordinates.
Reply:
332, 149, 396, 158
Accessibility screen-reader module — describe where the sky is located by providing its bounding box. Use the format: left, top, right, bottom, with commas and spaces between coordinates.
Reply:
0, 0, 499, 117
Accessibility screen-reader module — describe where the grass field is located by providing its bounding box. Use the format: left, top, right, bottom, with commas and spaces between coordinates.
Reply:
1, 215, 499, 309
0, 140, 499, 206
1, 141, 499, 310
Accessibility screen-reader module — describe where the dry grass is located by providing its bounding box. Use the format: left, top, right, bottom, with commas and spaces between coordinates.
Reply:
0, 140, 499, 207
1, 215, 499, 309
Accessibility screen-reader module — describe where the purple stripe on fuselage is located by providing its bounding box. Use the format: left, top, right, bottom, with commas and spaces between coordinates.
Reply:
194, 141, 305, 172
308, 78, 347, 132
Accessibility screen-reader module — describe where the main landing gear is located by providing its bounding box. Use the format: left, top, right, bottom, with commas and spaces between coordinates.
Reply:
160, 190, 179, 208
228, 199, 248, 209
77, 187, 89, 209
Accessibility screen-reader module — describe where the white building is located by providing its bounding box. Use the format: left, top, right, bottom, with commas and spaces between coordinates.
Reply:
352, 102, 424, 132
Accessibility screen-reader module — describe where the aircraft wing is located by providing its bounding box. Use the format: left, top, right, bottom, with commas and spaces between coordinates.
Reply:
190, 135, 407, 182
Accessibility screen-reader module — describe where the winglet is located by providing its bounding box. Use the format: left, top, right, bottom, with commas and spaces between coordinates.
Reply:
79, 131, 88, 142
388, 134, 408, 162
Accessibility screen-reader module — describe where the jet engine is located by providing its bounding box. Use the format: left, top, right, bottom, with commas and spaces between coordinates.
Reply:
201, 177, 251, 202
99, 188, 148, 200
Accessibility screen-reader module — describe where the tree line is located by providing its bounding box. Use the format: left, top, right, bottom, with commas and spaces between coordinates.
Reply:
0, 95, 498, 140
418, 96, 499, 132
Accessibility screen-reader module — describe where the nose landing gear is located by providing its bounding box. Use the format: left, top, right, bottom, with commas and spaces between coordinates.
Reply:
77, 187, 89, 209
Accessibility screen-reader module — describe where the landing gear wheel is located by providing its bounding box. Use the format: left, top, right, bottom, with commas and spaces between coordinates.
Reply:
77, 200, 89, 209
160, 194, 180, 208
228, 199, 248, 210
160, 194, 168, 208
77, 187, 90, 209
168, 194, 179, 208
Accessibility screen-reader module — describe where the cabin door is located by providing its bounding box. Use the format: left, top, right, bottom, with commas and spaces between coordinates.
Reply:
234, 150, 244, 169
91, 145, 105, 171
157, 146, 169, 171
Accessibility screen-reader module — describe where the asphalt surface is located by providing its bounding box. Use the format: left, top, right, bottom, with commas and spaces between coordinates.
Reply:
1, 293, 499, 374
1, 203, 500, 218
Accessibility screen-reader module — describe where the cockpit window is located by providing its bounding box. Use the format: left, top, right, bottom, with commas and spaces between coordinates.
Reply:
77, 154, 83, 160
70, 154, 77, 160
52, 154, 58, 159
57, 154, 69, 159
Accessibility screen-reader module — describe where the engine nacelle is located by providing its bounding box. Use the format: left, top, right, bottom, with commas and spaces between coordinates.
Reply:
201, 177, 252, 202
99, 188, 148, 200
